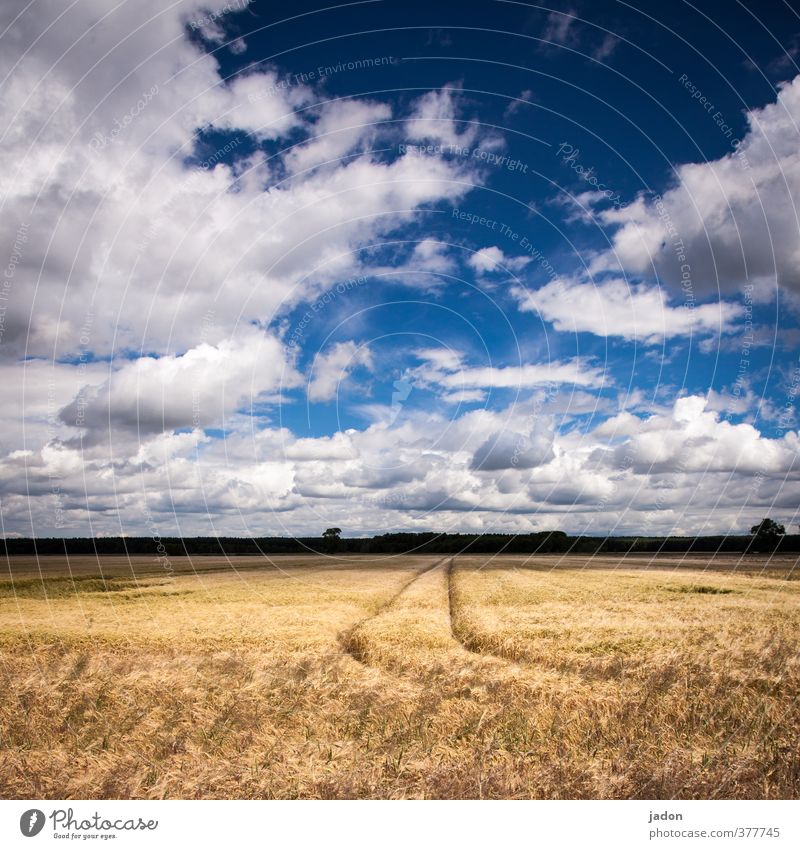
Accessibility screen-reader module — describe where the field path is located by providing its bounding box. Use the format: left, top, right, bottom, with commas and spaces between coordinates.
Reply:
447, 556, 473, 650
341, 556, 529, 686
339, 556, 449, 665
446, 558, 526, 669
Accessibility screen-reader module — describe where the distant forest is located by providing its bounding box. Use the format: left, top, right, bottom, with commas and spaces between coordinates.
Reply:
3, 531, 800, 557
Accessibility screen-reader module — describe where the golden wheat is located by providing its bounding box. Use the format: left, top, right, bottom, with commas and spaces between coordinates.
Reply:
0, 554, 797, 799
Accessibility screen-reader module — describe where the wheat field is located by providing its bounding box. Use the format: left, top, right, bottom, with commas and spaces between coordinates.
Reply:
0, 554, 798, 799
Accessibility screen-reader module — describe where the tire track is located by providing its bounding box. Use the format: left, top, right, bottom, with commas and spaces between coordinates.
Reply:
344, 556, 524, 681
339, 556, 448, 665
447, 558, 522, 667
446, 556, 458, 640
447, 556, 483, 654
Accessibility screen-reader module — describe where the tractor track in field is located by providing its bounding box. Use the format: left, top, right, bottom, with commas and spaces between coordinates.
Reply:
447, 558, 524, 667
339, 556, 449, 665
448, 556, 489, 655
446, 557, 458, 640
341, 556, 521, 676
447, 556, 483, 655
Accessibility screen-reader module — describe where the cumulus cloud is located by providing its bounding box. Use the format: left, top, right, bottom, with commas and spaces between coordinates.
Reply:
414, 347, 465, 371
468, 246, 530, 274
0, 0, 492, 543
469, 246, 506, 273
285, 98, 392, 174
0, 0, 482, 363
512, 276, 742, 342
600, 74, 800, 295
606, 395, 799, 475
0, 359, 109, 453
2, 389, 799, 536
307, 341, 373, 402
283, 433, 358, 461
405, 85, 479, 149
60, 328, 298, 434
471, 419, 555, 471
2, 1, 798, 541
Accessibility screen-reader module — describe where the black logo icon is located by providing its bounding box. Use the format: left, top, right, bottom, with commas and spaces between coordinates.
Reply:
19, 809, 46, 837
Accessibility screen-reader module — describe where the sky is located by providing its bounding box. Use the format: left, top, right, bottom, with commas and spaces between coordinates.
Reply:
1, 0, 800, 539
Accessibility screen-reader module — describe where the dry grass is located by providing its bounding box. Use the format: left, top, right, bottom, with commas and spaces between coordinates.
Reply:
0, 553, 798, 799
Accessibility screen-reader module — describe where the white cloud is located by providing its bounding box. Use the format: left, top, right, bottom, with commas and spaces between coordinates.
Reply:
441, 389, 487, 405
2, 1, 798, 540
283, 433, 358, 461
468, 246, 506, 272
705, 385, 784, 425
0, 1, 481, 363
409, 239, 455, 272
451, 362, 605, 389
607, 395, 799, 475
414, 347, 465, 371
601, 74, 800, 295
542, 10, 578, 46
405, 85, 478, 149
307, 340, 373, 402
2, 388, 799, 537
0, 359, 109, 454
285, 98, 391, 174
512, 276, 742, 342
60, 328, 299, 434
414, 350, 607, 391
468, 246, 530, 274
471, 419, 555, 471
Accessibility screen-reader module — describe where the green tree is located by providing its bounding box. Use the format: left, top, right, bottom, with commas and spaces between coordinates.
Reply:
322, 527, 342, 553
750, 518, 786, 538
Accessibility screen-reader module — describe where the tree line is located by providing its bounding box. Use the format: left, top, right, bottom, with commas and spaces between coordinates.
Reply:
2, 521, 798, 557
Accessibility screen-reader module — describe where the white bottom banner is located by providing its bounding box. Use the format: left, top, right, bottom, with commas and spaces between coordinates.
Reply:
0, 800, 797, 849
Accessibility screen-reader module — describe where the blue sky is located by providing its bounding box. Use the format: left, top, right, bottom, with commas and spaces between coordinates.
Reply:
1, 0, 800, 538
